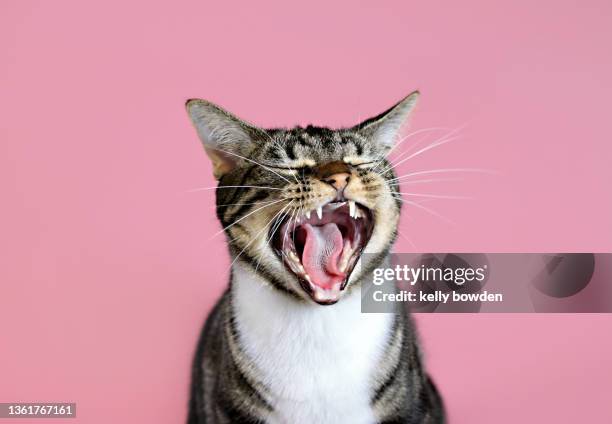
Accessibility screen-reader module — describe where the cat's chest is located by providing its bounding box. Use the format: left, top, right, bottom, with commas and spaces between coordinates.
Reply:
231, 268, 393, 424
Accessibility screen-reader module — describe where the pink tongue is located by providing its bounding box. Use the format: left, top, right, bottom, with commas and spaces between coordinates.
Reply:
301, 223, 346, 289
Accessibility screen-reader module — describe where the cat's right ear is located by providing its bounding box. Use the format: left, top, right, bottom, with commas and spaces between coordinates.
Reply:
186, 99, 261, 179
352, 91, 420, 153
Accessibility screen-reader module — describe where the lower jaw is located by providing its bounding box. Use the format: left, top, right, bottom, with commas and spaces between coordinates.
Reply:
281, 237, 366, 304
298, 277, 347, 305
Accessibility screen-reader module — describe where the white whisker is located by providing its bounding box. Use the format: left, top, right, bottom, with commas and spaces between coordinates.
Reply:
374, 122, 470, 176
395, 192, 472, 200
387, 168, 497, 184
186, 185, 283, 193
210, 198, 287, 239
210, 147, 291, 183
378, 122, 469, 173
377, 135, 462, 176
255, 203, 292, 272
388, 126, 450, 156
216, 199, 280, 207
290, 204, 301, 250
395, 229, 418, 250
370, 127, 450, 172
394, 196, 456, 226
228, 202, 293, 271
282, 206, 299, 254
388, 177, 462, 186
267, 134, 301, 185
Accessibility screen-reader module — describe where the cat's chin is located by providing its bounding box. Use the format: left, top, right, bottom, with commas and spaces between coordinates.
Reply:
272, 200, 374, 305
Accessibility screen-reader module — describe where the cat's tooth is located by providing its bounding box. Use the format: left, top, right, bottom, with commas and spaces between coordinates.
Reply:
328, 201, 346, 211
338, 240, 353, 273
305, 210, 311, 219
338, 258, 348, 273
316, 206, 323, 220
348, 200, 356, 218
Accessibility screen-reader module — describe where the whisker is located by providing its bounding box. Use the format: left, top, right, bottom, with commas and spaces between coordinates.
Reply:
395, 228, 418, 250
393, 196, 456, 226
266, 134, 301, 186
373, 122, 470, 176
388, 126, 451, 157
290, 205, 301, 251
209, 147, 291, 183
210, 197, 287, 239
370, 127, 451, 173
395, 192, 472, 200
378, 122, 469, 174
186, 185, 283, 193
374, 125, 464, 173
215, 199, 280, 208
228, 202, 293, 271
255, 203, 292, 273
282, 206, 298, 254
294, 203, 305, 247
377, 135, 462, 176
387, 168, 497, 184
388, 177, 462, 186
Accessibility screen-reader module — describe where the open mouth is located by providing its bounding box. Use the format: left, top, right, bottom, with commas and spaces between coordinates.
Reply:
272, 200, 374, 305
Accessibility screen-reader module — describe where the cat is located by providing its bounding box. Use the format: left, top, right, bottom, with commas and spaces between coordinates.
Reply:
185, 91, 445, 424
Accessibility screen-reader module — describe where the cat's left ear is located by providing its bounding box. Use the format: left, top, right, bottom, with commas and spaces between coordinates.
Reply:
353, 91, 419, 152
186, 99, 263, 179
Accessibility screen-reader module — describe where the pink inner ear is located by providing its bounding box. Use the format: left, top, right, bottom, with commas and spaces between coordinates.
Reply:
204, 146, 238, 178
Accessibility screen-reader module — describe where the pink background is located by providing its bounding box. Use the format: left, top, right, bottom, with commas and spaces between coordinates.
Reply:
1, 0, 611, 422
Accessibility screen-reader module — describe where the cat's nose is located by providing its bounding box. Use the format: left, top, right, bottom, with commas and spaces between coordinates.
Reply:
323, 172, 351, 192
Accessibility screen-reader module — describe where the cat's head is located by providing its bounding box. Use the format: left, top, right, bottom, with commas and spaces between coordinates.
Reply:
186, 92, 418, 305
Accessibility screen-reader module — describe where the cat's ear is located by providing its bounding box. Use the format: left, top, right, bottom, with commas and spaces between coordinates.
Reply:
186, 99, 263, 179
353, 91, 419, 152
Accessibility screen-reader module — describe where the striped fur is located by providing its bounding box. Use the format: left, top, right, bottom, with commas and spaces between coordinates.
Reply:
186, 92, 445, 423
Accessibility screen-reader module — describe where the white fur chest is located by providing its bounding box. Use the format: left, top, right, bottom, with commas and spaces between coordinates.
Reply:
231, 265, 394, 424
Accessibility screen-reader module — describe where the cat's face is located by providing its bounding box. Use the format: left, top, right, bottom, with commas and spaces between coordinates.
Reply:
187, 92, 418, 305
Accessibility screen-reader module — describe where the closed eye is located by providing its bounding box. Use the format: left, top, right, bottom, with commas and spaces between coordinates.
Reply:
264, 160, 376, 172
265, 165, 306, 170
351, 161, 377, 168
263, 164, 310, 173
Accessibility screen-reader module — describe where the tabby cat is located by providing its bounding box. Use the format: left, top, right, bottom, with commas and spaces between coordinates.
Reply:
185, 91, 445, 424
